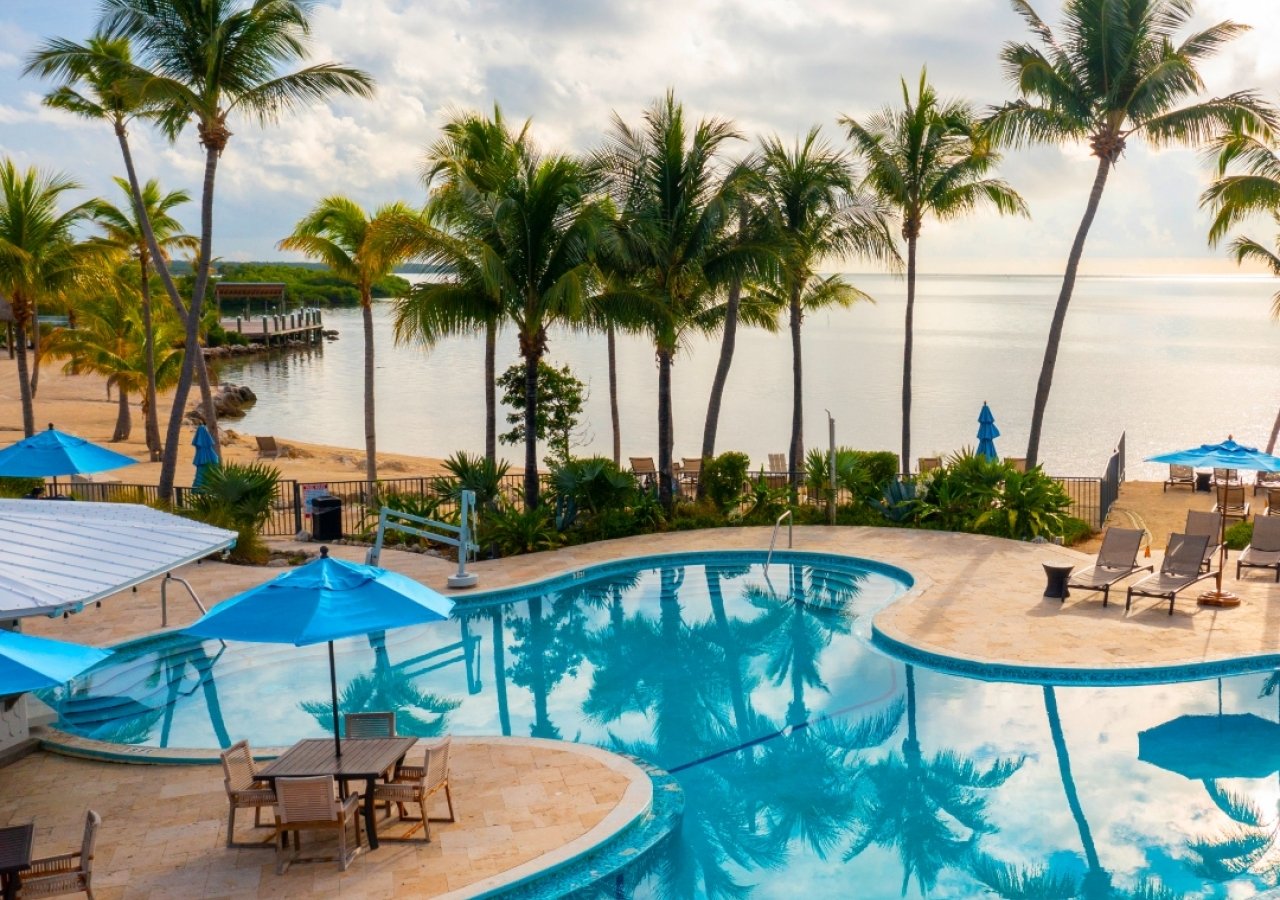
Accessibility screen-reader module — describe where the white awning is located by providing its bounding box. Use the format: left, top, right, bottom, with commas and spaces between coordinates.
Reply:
0, 500, 237, 619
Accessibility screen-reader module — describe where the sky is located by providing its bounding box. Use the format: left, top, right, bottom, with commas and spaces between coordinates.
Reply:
1, 0, 1278, 274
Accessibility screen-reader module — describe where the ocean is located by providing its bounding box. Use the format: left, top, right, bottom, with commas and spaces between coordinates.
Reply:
216, 273, 1279, 481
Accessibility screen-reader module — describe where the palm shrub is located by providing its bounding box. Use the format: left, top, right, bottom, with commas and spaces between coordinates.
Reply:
976, 466, 1071, 540
913, 450, 1005, 533
432, 451, 509, 511
0, 477, 44, 498
700, 451, 750, 514
360, 489, 446, 547
480, 504, 562, 557
187, 461, 281, 563
740, 474, 790, 524
549, 457, 636, 531
805, 447, 900, 508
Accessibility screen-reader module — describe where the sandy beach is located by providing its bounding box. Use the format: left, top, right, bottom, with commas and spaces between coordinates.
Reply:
0, 355, 452, 485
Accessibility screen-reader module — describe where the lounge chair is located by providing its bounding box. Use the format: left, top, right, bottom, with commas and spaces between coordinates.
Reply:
680, 457, 702, 485
1213, 485, 1250, 523
372, 737, 456, 843
1184, 510, 1224, 573
1255, 470, 1280, 496
273, 775, 364, 874
1267, 488, 1280, 517
1004, 457, 1028, 473
918, 456, 942, 474
1125, 532, 1215, 615
256, 435, 283, 459
629, 457, 657, 487
220, 739, 277, 849
768, 453, 788, 473
1237, 514, 1280, 583
19, 809, 99, 899
1212, 468, 1241, 488
1163, 464, 1195, 492
1066, 527, 1151, 606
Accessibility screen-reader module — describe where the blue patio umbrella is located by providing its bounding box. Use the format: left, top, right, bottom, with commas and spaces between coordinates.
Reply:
1139, 713, 1280, 780
191, 425, 219, 488
0, 424, 136, 481
0, 629, 109, 695
976, 402, 1000, 461
185, 546, 454, 756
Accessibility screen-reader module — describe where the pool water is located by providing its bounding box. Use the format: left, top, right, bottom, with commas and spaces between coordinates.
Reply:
45, 553, 1280, 898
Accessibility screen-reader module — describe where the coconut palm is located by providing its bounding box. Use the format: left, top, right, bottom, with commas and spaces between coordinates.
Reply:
755, 129, 896, 488
843, 70, 1028, 475
41, 281, 184, 441
88, 178, 196, 458
1202, 128, 1280, 320
72, 0, 375, 501
0, 161, 98, 436
280, 197, 413, 485
987, 0, 1275, 467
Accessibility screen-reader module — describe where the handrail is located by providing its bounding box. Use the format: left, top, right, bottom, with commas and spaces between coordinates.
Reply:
764, 509, 793, 575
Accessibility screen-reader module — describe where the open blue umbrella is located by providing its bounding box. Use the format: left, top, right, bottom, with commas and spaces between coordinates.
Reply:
191, 425, 219, 489
0, 424, 136, 480
0, 629, 109, 695
976, 402, 1000, 461
185, 546, 454, 756
1139, 713, 1280, 780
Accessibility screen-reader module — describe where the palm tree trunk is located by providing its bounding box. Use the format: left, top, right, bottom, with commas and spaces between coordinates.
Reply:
901, 236, 918, 477
1043, 685, 1103, 875
1026, 156, 1112, 467
905, 664, 918, 747
14, 321, 34, 437
788, 286, 804, 493
521, 334, 544, 509
361, 289, 377, 485
111, 386, 131, 442
705, 568, 750, 737
139, 260, 162, 461
657, 347, 675, 510
158, 143, 220, 503
1267, 407, 1280, 455
490, 607, 511, 737
195, 348, 218, 448
700, 277, 741, 498
29, 308, 40, 399
608, 324, 621, 467
484, 319, 496, 464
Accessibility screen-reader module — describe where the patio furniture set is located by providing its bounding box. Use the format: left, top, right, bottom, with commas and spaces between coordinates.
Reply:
0, 813, 98, 900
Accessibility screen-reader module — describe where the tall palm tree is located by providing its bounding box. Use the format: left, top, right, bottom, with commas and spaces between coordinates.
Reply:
59, 0, 375, 502
280, 197, 413, 485
0, 161, 98, 436
88, 177, 197, 459
987, 0, 1274, 468
844, 70, 1027, 475
756, 128, 896, 488
597, 93, 765, 509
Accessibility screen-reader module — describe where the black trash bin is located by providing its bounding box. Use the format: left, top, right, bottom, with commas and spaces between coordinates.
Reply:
310, 495, 343, 541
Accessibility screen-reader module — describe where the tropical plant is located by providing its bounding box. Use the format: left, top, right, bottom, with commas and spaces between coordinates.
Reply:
756, 128, 897, 490
431, 450, 510, 511
741, 474, 790, 524
0, 161, 98, 436
497, 360, 587, 466
548, 456, 636, 531
976, 465, 1072, 540
87, 177, 197, 458
359, 490, 446, 547
843, 69, 1028, 475
805, 447, 901, 509
912, 450, 1006, 533
52, 0, 375, 502
280, 197, 414, 485
986, 0, 1275, 467
480, 504, 562, 557
187, 460, 281, 563
700, 451, 750, 514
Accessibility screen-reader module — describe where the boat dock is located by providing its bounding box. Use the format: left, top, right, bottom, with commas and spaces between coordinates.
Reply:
221, 308, 326, 347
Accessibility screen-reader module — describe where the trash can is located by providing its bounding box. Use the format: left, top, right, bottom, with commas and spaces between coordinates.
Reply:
310, 495, 343, 541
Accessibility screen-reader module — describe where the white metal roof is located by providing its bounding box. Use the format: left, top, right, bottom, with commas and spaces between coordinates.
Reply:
0, 500, 237, 619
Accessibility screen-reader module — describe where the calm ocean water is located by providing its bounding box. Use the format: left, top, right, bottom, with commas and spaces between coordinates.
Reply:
217, 273, 1279, 481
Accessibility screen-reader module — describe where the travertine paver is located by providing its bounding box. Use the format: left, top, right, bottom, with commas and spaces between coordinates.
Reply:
0, 737, 642, 900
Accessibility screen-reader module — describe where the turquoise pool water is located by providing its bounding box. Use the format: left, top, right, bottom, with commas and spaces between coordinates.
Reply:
44, 552, 1280, 897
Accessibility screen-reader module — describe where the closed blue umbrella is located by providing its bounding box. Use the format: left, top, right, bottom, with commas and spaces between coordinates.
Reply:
185, 546, 454, 756
976, 402, 1000, 461
191, 425, 219, 488
0, 629, 109, 694
0, 424, 136, 479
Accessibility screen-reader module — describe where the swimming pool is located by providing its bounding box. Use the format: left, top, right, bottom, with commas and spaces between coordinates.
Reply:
44, 551, 1280, 897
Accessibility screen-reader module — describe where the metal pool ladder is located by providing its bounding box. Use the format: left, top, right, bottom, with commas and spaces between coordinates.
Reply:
764, 510, 793, 575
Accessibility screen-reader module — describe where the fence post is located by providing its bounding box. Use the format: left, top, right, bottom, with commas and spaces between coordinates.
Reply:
292, 480, 303, 535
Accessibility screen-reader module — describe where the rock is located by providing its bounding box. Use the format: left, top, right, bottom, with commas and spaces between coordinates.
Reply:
266, 558, 289, 568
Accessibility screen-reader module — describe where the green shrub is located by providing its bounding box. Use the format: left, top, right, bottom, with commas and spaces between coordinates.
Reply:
701, 452, 750, 513
480, 504, 562, 556
187, 461, 281, 563
1057, 516, 1094, 547
549, 457, 636, 529
0, 477, 44, 498
914, 451, 1069, 540
739, 475, 789, 524
433, 451, 509, 510
975, 465, 1071, 540
805, 447, 900, 507
1225, 520, 1252, 551
360, 489, 447, 546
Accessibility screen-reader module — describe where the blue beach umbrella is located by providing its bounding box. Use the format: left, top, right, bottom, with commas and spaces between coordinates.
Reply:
1139, 713, 1280, 780
0, 424, 136, 479
976, 402, 1000, 461
0, 629, 109, 695
185, 546, 454, 756
191, 425, 219, 488
1146, 436, 1280, 472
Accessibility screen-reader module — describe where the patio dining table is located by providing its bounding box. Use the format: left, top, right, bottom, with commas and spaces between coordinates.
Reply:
257, 736, 417, 851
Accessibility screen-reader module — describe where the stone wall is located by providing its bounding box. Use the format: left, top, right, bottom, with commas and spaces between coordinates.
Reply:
0, 695, 29, 753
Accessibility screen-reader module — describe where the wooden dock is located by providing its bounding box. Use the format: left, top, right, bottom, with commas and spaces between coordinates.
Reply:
221, 308, 326, 347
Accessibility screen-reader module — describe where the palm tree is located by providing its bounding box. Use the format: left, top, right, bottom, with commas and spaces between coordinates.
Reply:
41, 281, 185, 441
756, 128, 896, 488
88, 178, 196, 458
844, 70, 1027, 475
597, 93, 767, 509
280, 197, 413, 485
66, 0, 375, 502
0, 161, 98, 436
987, 0, 1274, 468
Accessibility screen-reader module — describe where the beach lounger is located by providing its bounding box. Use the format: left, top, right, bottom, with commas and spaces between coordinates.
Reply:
1184, 510, 1224, 573
1267, 488, 1280, 517
1236, 514, 1280, 582
1125, 532, 1214, 615
629, 457, 657, 487
1212, 485, 1250, 523
680, 457, 702, 486
256, 435, 283, 459
1255, 470, 1280, 496
1003, 457, 1027, 473
1212, 468, 1241, 488
918, 456, 942, 474
1163, 464, 1195, 492
768, 453, 787, 473
1066, 527, 1151, 606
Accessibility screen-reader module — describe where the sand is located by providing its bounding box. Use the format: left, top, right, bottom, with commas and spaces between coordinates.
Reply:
0, 353, 452, 485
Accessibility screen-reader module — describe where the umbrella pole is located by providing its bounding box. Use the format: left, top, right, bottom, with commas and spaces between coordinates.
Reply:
329, 640, 342, 758
1199, 495, 1240, 608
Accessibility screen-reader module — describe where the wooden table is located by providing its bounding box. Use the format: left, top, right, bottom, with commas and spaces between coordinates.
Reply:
258, 737, 416, 851
0, 824, 33, 900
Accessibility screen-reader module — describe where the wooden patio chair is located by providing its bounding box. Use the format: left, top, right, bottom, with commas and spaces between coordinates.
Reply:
1162, 464, 1195, 493
272, 775, 363, 874
372, 738, 456, 843
220, 739, 277, 849
19, 810, 99, 899
1212, 485, 1250, 524
256, 435, 283, 459
343, 711, 395, 739
1003, 457, 1028, 473
1125, 533, 1215, 616
917, 457, 942, 474
767, 453, 787, 473
1237, 514, 1280, 583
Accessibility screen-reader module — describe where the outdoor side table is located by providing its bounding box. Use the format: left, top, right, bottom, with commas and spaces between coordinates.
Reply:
1043, 563, 1074, 601
1195, 472, 1212, 493
257, 737, 417, 851
0, 823, 33, 900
